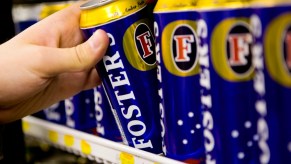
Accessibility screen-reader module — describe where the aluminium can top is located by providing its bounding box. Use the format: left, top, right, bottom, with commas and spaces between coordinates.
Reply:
200, 0, 291, 8
80, 0, 147, 28
153, 0, 254, 12
197, 0, 253, 9
153, 0, 198, 12
40, 2, 72, 20
250, 0, 291, 7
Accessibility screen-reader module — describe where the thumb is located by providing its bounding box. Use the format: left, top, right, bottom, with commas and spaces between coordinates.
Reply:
38, 29, 109, 76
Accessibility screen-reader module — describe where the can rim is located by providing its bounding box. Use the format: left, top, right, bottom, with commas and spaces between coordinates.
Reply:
80, 0, 114, 10
80, 5, 146, 29
80, 0, 147, 28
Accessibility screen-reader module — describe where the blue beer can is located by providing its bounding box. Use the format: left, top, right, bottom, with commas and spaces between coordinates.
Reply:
80, 0, 163, 154
197, 0, 260, 163
93, 85, 122, 142
34, 101, 67, 125
251, 1, 291, 163
64, 90, 97, 134
153, 0, 205, 163
12, 4, 40, 33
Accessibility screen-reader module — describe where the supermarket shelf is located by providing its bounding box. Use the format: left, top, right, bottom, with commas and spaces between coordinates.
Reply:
22, 116, 184, 164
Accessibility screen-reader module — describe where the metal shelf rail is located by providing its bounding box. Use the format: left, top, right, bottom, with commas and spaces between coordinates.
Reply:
22, 116, 184, 164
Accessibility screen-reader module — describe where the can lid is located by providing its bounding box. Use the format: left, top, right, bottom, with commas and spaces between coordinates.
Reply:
154, 0, 198, 12
80, 0, 113, 10
197, 0, 251, 9
196, 0, 222, 8
40, 2, 72, 20
251, 0, 291, 6
80, 0, 147, 28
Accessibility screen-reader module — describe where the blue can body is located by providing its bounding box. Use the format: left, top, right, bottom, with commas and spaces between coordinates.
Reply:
93, 85, 122, 142
82, 6, 163, 154
154, 10, 205, 163
198, 6, 260, 164
64, 90, 97, 134
252, 4, 291, 164
15, 20, 37, 33
34, 101, 67, 125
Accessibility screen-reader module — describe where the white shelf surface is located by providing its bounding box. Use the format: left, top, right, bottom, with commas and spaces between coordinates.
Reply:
22, 116, 184, 164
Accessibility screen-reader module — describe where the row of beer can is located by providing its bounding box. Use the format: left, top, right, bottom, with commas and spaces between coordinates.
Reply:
28, 0, 291, 163
34, 86, 123, 142
12, 0, 77, 33
79, 0, 291, 163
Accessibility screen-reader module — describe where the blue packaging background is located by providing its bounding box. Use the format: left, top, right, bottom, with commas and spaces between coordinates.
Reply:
94, 85, 122, 142
15, 20, 37, 34
34, 101, 67, 125
66, 90, 97, 134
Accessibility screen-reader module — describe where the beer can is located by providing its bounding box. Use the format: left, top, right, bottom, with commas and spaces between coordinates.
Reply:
39, 1, 72, 20
12, 1, 73, 33
80, 0, 163, 154
33, 101, 67, 125
93, 85, 122, 142
153, 0, 205, 162
197, 0, 260, 163
251, 1, 291, 163
64, 90, 97, 134
12, 3, 41, 33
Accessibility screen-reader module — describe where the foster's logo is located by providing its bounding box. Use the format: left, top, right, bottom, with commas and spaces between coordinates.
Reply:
227, 24, 253, 74
284, 26, 291, 73
162, 20, 199, 77
135, 23, 156, 66
211, 18, 254, 81
123, 19, 156, 71
264, 13, 291, 87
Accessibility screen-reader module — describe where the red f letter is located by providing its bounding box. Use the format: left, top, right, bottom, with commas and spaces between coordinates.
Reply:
136, 31, 153, 59
228, 33, 253, 66
174, 35, 194, 62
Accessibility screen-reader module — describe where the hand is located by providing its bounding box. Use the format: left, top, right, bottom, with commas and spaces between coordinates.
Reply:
0, 2, 109, 123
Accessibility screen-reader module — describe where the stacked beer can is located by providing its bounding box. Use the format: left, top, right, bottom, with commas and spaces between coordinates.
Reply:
154, 0, 291, 163
27, 0, 291, 163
